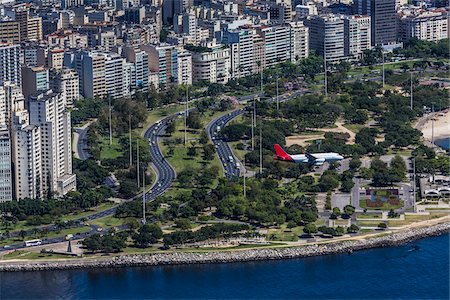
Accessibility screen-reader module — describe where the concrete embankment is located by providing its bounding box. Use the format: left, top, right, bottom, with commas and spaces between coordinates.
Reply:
1, 222, 449, 272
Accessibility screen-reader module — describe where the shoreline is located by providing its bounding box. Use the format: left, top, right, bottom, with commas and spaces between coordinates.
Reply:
415, 109, 450, 148
1, 221, 449, 272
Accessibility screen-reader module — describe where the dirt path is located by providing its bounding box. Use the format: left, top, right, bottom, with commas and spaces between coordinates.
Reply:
286, 120, 356, 147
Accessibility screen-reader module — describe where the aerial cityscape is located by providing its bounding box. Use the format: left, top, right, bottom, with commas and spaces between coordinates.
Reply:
0, 0, 448, 298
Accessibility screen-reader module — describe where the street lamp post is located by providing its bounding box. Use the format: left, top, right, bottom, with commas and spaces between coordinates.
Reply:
142, 168, 146, 224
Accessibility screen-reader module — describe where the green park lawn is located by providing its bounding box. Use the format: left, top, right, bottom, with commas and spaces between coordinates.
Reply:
89, 216, 124, 229
159, 109, 237, 178
99, 136, 123, 160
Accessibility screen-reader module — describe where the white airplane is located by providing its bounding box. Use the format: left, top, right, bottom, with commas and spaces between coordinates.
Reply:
274, 144, 344, 166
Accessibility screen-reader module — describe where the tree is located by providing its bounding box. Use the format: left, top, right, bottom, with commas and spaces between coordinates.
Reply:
335, 226, 345, 236
166, 121, 176, 136
199, 130, 209, 145
19, 230, 26, 240
388, 209, 399, 218
186, 111, 202, 129
343, 205, 355, 216
378, 222, 387, 230
82, 234, 102, 252
389, 155, 407, 182
347, 224, 359, 233
202, 144, 215, 161
133, 224, 163, 248
124, 217, 140, 231
175, 218, 191, 230
187, 146, 197, 157
303, 223, 317, 235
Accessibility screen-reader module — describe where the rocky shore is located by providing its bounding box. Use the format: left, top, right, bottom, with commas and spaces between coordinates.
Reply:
1, 222, 449, 272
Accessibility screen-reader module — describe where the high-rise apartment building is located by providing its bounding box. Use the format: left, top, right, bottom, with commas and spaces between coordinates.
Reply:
3, 81, 25, 125
343, 15, 372, 59
49, 68, 80, 106
222, 27, 256, 78
0, 87, 13, 202
177, 51, 192, 85
22, 66, 50, 99
288, 21, 309, 62
76, 51, 106, 98
28, 90, 76, 196
306, 15, 345, 62
191, 41, 230, 84
12, 112, 42, 200
353, 0, 397, 45
256, 25, 293, 67
0, 43, 21, 86
123, 46, 150, 92
398, 9, 448, 42
0, 21, 21, 44
141, 44, 179, 88
0, 130, 13, 202
105, 53, 126, 99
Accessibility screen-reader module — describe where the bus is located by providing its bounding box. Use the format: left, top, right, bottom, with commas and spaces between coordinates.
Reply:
24, 239, 42, 247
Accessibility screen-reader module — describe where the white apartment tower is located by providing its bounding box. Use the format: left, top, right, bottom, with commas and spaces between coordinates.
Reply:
50, 68, 80, 106
256, 25, 293, 68
104, 53, 126, 99
12, 112, 43, 200
306, 14, 346, 62
343, 15, 372, 60
0, 44, 21, 86
399, 9, 448, 42
28, 90, 76, 197
191, 41, 230, 84
177, 51, 193, 85
222, 28, 256, 79
0, 87, 13, 202
288, 22, 309, 62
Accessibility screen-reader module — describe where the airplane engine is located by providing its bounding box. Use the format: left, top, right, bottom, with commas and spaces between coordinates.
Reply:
314, 158, 325, 166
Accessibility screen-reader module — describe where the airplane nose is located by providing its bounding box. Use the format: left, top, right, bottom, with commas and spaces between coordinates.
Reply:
338, 155, 344, 160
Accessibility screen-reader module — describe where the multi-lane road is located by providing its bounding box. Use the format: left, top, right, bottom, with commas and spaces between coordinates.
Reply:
1, 90, 305, 251
207, 109, 244, 179
0, 113, 179, 252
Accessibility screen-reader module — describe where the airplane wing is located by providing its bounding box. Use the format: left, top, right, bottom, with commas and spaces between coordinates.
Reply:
304, 153, 317, 162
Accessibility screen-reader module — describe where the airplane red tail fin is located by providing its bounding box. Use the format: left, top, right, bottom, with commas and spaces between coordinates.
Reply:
274, 144, 293, 162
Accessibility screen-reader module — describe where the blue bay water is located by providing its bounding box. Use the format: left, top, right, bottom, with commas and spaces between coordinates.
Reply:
435, 138, 450, 150
1, 234, 449, 299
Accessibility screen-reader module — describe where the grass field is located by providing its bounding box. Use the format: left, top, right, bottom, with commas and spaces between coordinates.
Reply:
343, 123, 364, 134
89, 216, 124, 229
99, 136, 123, 160
159, 109, 238, 185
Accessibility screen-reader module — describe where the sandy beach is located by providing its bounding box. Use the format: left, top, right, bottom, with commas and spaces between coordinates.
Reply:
418, 109, 450, 142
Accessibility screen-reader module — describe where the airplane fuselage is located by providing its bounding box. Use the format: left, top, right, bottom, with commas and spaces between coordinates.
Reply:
289, 153, 343, 165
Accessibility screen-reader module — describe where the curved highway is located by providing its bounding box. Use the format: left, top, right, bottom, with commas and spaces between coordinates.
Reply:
207, 109, 244, 179
1, 90, 305, 251
0, 114, 179, 252
143, 114, 178, 201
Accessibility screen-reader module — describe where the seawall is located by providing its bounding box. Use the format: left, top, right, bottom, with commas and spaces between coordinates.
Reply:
1, 222, 449, 272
